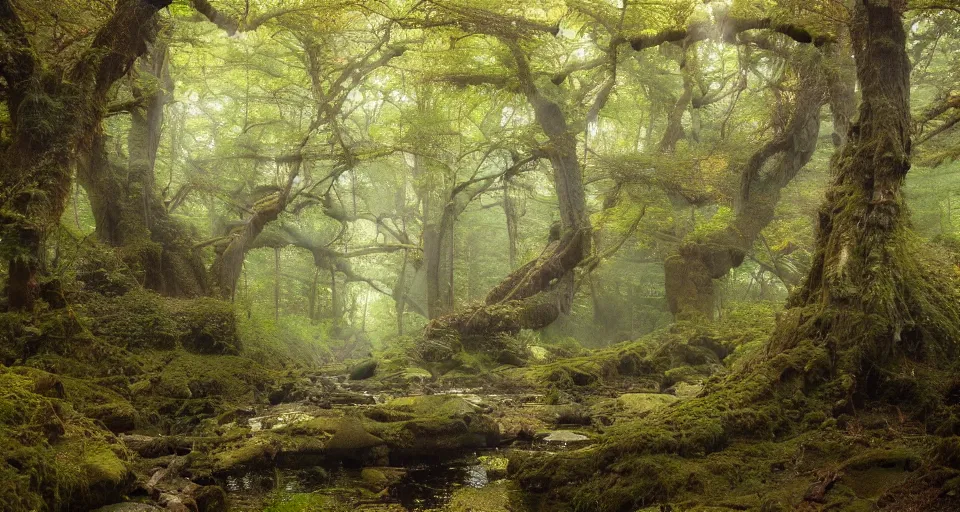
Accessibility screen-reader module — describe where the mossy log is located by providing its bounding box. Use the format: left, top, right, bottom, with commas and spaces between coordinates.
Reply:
425, 230, 586, 340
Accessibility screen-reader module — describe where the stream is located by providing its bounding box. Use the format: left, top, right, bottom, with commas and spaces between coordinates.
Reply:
216, 377, 592, 511
110, 367, 677, 511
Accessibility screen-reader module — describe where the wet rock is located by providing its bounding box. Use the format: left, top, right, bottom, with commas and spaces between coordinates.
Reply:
479, 455, 509, 480
496, 409, 547, 444
190, 485, 227, 512
360, 468, 389, 490
324, 417, 388, 464
540, 430, 590, 445
349, 359, 378, 380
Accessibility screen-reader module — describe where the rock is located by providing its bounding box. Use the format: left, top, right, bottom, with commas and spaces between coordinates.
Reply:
190, 485, 227, 512
328, 391, 377, 405
496, 350, 526, 367
541, 430, 590, 445
268, 382, 295, 405
325, 418, 384, 458
529, 346, 549, 362
157, 493, 190, 512
360, 468, 389, 490
349, 359, 378, 380
120, 434, 189, 458
479, 455, 509, 480
146, 467, 170, 492
445, 480, 515, 511
86, 402, 138, 433
383, 395, 480, 417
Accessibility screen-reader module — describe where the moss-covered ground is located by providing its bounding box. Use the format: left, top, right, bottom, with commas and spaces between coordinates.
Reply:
4, 262, 959, 512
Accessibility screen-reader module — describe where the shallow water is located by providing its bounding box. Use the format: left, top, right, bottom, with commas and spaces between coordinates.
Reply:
225, 452, 494, 511
388, 455, 488, 510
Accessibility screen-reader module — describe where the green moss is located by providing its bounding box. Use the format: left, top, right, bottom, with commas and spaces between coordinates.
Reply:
324, 418, 385, 453
479, 455, 509, 480
0, 368, 132, 511
445, 480, 516, 511
360, 468, 388, 490
263, 492, 349, 512
81, 292, 240, 355
383, 395, 478, 417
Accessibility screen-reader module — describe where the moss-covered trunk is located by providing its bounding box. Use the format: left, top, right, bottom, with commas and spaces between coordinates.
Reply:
664, 48, 827, 319
769, 0, 960, 394
77, 44, 207, 297
0, 0, 172, 310
425, 50, 590, 338
209, 182, 293, 300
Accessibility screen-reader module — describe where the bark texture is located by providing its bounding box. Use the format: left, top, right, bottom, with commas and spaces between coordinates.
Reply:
769, 0, 960, 394
425, 42, 591, 340
0, 0, 172, 309
77, 44, 207, 297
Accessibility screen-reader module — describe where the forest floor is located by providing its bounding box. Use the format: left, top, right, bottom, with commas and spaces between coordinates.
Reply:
2, 287, 960, 511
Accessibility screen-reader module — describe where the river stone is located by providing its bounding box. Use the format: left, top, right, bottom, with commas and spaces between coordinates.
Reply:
190, 485, 227, 512
542, 430, 590, 444
324, 417, 386, 462
360, 468, 389, 490
479, 455, 509, 480
529, 346, 549, 361
349, 359, 378, 380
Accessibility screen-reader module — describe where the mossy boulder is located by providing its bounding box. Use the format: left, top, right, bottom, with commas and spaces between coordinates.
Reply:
81, 292, 239, 355
0, 369, 134, 511
360, 467, 389, 490
364, 396, 500, 460
324, 417, 387, 455
349, 359, 378, 380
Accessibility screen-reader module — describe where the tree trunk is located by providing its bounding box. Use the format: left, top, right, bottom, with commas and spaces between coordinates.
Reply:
0, 0, 172, 310
425, 45, 590, 340
770, 0, 960, 395
77, 44, 207, 297
422, 221, 454, 318
209, 168, 297, 299
503, 179, 519, 269
664, 47, 827, 319
274, 247, 281, 321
